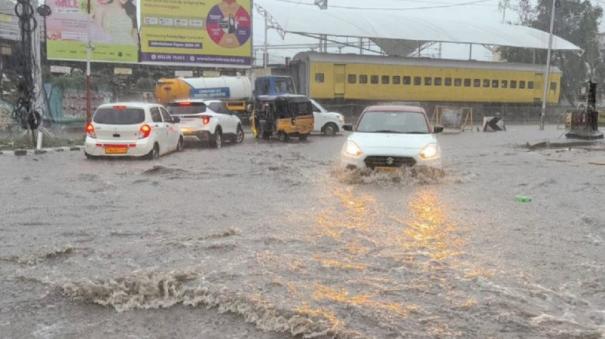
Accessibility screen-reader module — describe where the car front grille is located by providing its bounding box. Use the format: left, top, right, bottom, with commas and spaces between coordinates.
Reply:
364, 156, 416, 169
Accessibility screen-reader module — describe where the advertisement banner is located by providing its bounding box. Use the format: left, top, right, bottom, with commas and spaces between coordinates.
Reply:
140, 0, 252, 67
0, 0, 19, 41
46, 0, 138, 63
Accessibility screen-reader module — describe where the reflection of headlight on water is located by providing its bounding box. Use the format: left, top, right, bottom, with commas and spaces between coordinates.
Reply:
420, 143, 439, 160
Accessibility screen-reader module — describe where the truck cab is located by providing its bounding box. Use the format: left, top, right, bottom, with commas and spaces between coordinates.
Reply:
254, 76, 296, 96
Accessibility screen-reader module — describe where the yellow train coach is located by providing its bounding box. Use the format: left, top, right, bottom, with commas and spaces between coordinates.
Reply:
289, 52, 561, 106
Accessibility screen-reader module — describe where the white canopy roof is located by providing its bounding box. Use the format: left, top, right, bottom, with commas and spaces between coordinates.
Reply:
258, 0, 581, 51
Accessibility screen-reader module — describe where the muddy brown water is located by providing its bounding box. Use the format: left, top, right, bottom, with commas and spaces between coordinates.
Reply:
0, 126, 603, 338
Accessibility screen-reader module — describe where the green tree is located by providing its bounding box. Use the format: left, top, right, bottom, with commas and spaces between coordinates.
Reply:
499, 0, 603, 105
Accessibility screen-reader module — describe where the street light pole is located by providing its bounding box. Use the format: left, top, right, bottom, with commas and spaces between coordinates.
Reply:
540, 0, 556, 130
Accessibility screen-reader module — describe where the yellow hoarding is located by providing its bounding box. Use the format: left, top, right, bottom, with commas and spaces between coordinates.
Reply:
140, 0, 252, 67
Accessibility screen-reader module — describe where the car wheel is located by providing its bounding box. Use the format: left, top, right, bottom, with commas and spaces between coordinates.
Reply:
323, 123, 338, 136
278, 132, 289, 142
146, 143, 160, 160
211, 129, 222, 148
236, 125, 245, 144
84, 152, 97, 160
176, 137, 184, 152
299, 134, 308, 141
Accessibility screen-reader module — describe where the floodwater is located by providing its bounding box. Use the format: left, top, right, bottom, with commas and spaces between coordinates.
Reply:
0, 126, 603, 338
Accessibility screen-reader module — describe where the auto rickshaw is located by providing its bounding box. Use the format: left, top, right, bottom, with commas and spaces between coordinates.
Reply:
251, 95, 314, 141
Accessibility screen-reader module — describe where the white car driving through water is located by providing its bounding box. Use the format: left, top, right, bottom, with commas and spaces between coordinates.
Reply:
310, 98, 346, 136
341, 105, 443, 171
84, 103, 184, 160
166, 100, 244, 148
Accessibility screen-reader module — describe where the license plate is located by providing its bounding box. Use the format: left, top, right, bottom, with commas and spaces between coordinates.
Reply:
105, 146, 128, 154
375, 166, 398, 173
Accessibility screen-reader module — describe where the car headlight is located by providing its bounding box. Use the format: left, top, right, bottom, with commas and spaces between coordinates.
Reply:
344, 140, 363, 158
337, 114, 345, 123
420, 143, 439, 160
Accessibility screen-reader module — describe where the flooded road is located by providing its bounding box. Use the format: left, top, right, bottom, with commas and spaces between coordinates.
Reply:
1, 126, 603, 338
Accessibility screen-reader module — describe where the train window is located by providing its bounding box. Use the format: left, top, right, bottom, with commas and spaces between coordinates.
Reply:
434, 77, 442, 86
424, 77, 432, 86
381, 75, 390, 84
501, 80, 508, 88
315, 73, 325, 83
403, 76, 411, 85
445, 78, 452, 86
551, 82, 557, 91
359, 75, 368, 84
492, 80, 499, 88
473, 79, 481, 87
371, 75, 379, 84
464, 79, 471, 87
414, 77, 421, 85
528, 81, 534, 89
454, 78, 462, 87
519, 81, 526, 89
510, 80, 517, 88
483, 79, 490, 88
392, 76, 401, 85
348, 74, 357, 84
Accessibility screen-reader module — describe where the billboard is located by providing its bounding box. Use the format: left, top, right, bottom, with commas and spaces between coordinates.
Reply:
46, 0, 138, 63
0, 0, 19, 41
140, 0, 252, 67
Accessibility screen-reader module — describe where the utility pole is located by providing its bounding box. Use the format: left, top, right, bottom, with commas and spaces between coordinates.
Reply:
85, 0, 92, 123
263, 14, 268, 68
540, 0, 556, 130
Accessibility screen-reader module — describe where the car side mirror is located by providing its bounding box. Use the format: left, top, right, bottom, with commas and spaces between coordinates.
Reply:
172, 116, 181, 123
434, 126, 444, 133
343, 124, 353, 131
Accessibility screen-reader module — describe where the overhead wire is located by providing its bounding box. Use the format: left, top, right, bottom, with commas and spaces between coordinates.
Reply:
270, 0, 496, 11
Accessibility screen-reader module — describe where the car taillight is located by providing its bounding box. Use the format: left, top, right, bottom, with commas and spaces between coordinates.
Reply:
139, 124, 152, 139
202, 116, 211, 125
85, 123, 96, 138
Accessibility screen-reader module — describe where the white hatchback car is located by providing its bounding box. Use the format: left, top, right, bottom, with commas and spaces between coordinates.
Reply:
341, 105, 443, 171
84, 103, 184, 160
310, 98, 345, 136
166, 100, 244, 148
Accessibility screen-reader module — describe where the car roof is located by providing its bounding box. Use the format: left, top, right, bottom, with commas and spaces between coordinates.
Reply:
168, 99, 221, 104
97, 102, 160, 109
363, 105, 426, 113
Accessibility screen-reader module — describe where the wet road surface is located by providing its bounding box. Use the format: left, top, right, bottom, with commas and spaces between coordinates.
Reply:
1, 126, 604, 338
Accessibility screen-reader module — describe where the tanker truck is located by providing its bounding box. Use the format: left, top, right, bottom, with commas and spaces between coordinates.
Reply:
155, 75, 297, 120
155, 76, 253, 115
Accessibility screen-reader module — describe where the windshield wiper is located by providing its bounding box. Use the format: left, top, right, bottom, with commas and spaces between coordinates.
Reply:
403, 131, 429, 134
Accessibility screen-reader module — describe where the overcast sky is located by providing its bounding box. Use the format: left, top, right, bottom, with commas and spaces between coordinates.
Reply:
252, 0, 603, 64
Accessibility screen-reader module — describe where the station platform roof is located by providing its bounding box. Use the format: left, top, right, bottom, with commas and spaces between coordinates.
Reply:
257, 0, 581, 51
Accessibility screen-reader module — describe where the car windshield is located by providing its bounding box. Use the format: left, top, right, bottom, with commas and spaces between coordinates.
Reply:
93, 107, 145, 125
357, 111, 430, 134
207, 102, 231, 114
166, 102, 206, 115
275, 78, 295, 94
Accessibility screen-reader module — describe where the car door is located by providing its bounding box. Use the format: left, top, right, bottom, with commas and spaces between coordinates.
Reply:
150, 107, 167, 153
159, 106, 179, 152
311, 101, 325, 131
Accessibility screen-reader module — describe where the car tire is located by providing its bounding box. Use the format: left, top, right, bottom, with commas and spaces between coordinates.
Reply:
235, 125, 245, 144
278, 132, 289, 142
210, 128, 222, 148
322, 123, 338, 136
299, 134, 308, 141
84, 152, 97, 160
176, 137, 184, 152
146, 143, 160, 160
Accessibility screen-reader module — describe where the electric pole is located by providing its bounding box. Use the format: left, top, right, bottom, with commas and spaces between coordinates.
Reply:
540, 0, 556, 130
